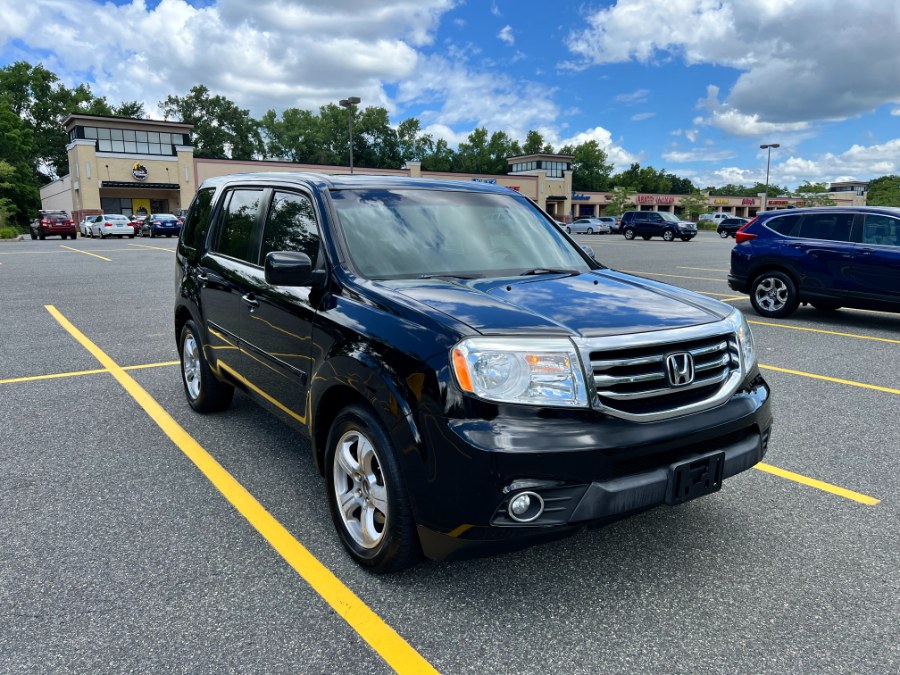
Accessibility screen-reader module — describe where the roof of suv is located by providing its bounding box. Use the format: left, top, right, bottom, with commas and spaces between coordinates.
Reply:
757, 206, 900, 219
199, 171, 522, 195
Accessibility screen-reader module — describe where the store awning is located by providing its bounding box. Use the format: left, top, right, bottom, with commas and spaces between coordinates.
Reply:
100, 181, 180, 190
545, 195, 568, 201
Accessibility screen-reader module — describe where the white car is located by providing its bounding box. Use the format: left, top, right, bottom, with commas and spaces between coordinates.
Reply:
570, 217, 612, 235
89, 214, 135, 239
78, 217, 94, 237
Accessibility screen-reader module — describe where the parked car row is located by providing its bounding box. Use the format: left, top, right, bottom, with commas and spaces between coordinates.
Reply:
72, 213, 185, 239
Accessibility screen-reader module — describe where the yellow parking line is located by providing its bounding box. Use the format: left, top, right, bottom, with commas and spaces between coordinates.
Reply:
0, 361, 179, 386
750, 320, 900, 345
0, 367, 109, 385
44, 305, 438, 675
60, 245, 111, 262
759, 364, 900, 396
620, 269, 723, 282
128, 242, 176, 252
754, 462, 880, 505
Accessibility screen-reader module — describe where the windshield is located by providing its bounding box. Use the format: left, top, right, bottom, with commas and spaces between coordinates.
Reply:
659, 212, 682, 223
332, 189, 592, 279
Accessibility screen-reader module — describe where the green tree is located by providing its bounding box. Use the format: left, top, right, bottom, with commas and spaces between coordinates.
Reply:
794, 181, 835, 206
454, 127, 491, 173
522, 130, 547, 155
355, 106, 402, 169
570, 140, 613, 192
0, 61, 103, 179
397, 118, 434, 164
160, 85, 262, 160
421, 138, 455, 172
863, 175, 900, 206
0, 99, 41, 227
679, 190, 709, 221
605, 187, 635, 216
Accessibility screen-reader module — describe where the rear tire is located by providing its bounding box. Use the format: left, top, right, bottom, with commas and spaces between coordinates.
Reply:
719, 230, 728, 238
623, 227, 635, 240
179, 320, 234, 413
750, 271, 799, 318
325, 405, 421, 573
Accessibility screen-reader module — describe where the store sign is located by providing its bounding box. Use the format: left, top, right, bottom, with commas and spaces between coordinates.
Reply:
742, 198, 756, 205
768, 200, 789, 205
572, 193, 591, 200
713, 198, 731, 205
508, 186, 521, 192
471, 178, 496, 184
132, 163, 149, 181
636, 195, 655, 203
657, 196, 675, 204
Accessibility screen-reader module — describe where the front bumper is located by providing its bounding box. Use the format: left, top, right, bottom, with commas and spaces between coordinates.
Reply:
411, 375, 771, 561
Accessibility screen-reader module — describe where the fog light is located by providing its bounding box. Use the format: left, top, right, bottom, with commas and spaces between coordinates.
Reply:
510, 494, 531, 516
507, 491, 544, 523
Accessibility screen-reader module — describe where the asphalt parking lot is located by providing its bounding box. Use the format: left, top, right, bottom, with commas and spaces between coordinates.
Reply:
1, 231, 898, 673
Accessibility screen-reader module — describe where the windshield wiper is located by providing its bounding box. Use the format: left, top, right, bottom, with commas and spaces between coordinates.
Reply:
519, 268, 580, 277
417, 273, 481, 280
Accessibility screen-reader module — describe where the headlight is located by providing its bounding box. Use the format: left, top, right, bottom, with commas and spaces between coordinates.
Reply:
731, 310, 756, 371
451, 337, 589, 407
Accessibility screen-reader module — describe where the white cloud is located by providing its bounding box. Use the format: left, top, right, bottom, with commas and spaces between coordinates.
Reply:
0, 0, 455, 117
498, 25, 514, 46
553, 126, 639, 171
615, 89, 649, 104
696, 86, 810, 138
690, 138, 900, 188
566, 0, 900, 125
631, 112, 655, 121
491, 1, 501, 17
891, 107, 900, 116
663, 149, 735, 163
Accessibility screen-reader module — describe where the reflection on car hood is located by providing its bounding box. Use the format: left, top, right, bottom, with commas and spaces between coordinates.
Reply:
381, 270, 731, 337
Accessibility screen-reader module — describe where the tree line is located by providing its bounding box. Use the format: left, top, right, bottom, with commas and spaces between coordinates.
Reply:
2, 61, 897, 228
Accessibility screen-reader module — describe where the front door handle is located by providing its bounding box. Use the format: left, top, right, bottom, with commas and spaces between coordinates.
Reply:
241, 293, 260, 309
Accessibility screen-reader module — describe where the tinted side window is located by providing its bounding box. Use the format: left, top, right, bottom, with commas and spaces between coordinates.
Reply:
765, 214, 802, 236
260, 191, 321, 263
180, 187, 215, 251
213, 189, 264, 263
798, 212, 854, 242
863, 214, 900, 247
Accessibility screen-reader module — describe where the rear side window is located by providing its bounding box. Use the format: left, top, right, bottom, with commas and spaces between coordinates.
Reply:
180, 188, 215, 251
863, 214, 900, 247
213, 189, 265, 264
764, 214, 802, 236
798, 213, 854, 242
260, 191, 320, 264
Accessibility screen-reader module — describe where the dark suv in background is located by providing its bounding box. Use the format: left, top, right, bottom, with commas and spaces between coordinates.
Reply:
30, 210, 76, 240
620, 210, 697, 241
728, 206, 900, 318
175, 173, 771, 571
717, 217, 749, 238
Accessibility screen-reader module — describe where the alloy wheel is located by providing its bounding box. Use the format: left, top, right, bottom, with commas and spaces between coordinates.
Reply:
332, 429, 389, 549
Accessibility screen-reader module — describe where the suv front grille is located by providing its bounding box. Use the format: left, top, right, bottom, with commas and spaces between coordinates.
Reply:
583, 326, 742, 422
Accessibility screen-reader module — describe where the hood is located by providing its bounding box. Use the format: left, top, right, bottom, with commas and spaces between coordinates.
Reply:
381, 270, 731, 338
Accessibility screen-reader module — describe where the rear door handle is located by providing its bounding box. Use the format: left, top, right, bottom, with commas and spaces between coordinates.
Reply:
241, 293, 260, 309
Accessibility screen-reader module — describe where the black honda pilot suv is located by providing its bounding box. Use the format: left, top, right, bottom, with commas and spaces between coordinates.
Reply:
175, 173, 772, 572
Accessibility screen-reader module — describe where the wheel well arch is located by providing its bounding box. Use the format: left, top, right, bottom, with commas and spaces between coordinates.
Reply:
747, 263, 799, 288
312, 385, 372, 474
174, 305, 193, 345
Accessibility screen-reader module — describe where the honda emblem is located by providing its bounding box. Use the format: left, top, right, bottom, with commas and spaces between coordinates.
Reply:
666, 352, 694, 386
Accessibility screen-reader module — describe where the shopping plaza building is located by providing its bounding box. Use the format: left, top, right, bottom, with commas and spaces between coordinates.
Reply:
40, 114, 868, 222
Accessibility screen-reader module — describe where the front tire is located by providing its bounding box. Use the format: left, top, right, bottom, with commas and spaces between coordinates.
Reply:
662, 229, 675, 242
325, 405, 421, 573
179, 320, 234, 413
750, 271, 799, 318
623, 227, 635, 240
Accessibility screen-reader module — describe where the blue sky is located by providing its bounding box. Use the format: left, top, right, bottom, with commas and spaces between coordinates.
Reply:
2, 0, 899, 189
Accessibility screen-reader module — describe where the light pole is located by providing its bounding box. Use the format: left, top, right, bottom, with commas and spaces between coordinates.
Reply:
760, 143, 780, 211
339, 96, 361, 173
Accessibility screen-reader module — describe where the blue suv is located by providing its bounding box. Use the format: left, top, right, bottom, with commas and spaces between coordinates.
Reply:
728, 206, 900, 318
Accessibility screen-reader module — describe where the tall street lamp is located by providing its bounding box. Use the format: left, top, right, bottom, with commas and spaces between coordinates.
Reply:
760, 143, 780, 211
339, 96, 361, 173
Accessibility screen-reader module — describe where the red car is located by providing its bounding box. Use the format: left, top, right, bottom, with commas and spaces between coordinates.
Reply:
30, 210, 77, 240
